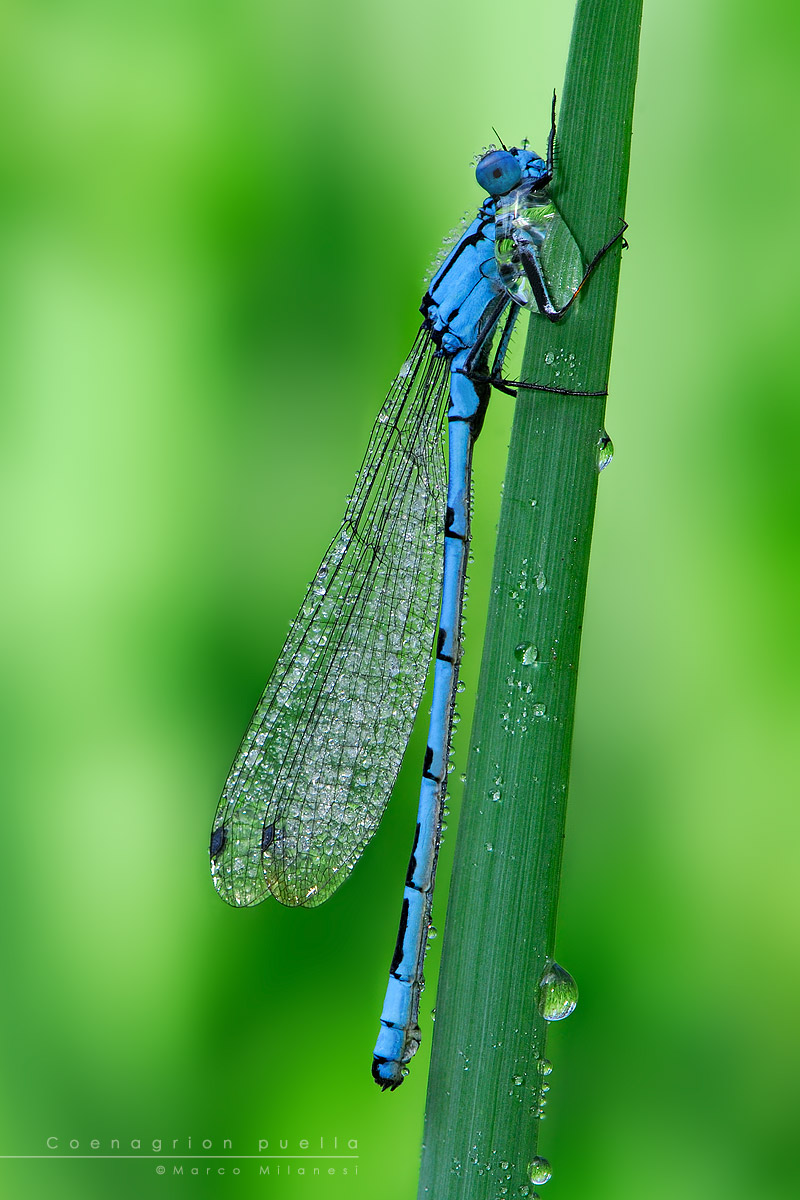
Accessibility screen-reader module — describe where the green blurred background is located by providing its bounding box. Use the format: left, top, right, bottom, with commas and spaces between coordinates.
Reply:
1, 1, 798, 1197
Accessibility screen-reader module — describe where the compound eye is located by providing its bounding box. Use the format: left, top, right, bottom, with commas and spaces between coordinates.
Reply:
475, 150, 523, 196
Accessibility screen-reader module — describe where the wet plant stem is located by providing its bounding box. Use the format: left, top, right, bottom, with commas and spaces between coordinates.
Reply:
418, 2, 642, 1195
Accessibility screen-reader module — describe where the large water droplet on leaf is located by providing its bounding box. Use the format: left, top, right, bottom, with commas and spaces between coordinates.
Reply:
527, 1156, 552, 1185
537, 961, 578, 1021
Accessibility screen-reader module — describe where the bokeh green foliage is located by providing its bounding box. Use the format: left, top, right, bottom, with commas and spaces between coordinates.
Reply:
0, 2, 798, 1199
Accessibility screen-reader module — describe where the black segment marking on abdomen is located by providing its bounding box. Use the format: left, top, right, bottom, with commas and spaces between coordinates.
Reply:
406, 823, 421, 883
389, 899, 410, 975
436, 628, 453, 662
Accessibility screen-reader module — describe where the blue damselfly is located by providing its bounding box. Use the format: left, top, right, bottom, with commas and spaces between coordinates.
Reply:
209, 102, 624, 1089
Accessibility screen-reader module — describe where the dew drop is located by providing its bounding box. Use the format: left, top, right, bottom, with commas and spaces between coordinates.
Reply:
537, 961, 578, 1021
427, 924, 438, 940
544, 351, 555, 365
531, 703, 547, 717
534, 571, 546, 591
527, 1157, 552, 1185
514, 642, 539, 665
512, 1074, 524, 1086
596, 431, 614, 471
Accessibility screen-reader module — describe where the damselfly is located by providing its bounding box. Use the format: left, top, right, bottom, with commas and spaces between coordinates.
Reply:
209, 102, 625, 1089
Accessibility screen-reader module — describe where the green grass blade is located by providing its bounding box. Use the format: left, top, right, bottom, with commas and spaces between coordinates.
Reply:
418, 2, 643, 1195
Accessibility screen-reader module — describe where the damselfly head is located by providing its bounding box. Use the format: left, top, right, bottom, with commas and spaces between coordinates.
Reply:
476, 150, 523, 196
476, 145, 548, 196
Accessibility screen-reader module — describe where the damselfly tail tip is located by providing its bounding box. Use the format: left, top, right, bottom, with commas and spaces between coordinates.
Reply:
371, 1057, 405, 1091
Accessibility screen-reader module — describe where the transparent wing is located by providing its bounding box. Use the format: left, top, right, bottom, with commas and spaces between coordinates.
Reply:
210, 327, 448, 908
495, 189, 585, 311
538, 206, 584, 309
